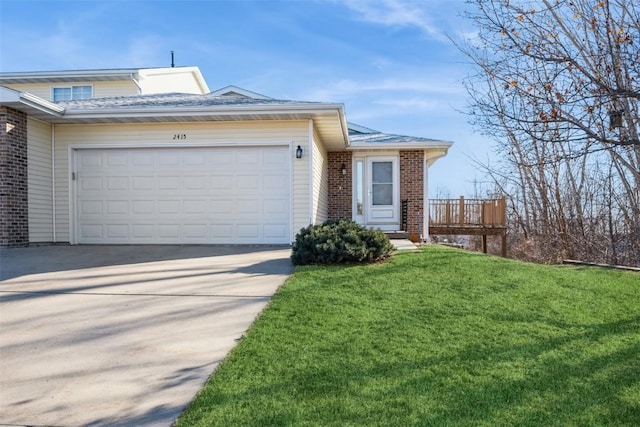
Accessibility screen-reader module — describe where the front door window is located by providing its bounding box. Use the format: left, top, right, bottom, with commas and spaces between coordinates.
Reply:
372, 161, 393, 205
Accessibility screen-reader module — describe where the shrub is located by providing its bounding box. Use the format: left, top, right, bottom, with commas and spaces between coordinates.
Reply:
291, 220, 394, 265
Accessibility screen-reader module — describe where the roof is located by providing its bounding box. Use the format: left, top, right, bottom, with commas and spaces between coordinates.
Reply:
347, 122, 453, 151
1, 73, 453, 153
1, 87, 349, 150
56, 91, 318, 110
0, 86, 64, 118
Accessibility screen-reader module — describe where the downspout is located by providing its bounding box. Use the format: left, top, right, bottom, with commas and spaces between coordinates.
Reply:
130, 73, 142, 95
308, 119, 314, 225
423, 152, 429, 243
51, 124, 56, 243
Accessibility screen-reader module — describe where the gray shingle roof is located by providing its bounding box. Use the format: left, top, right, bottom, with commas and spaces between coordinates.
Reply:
57, 92, 320, 110
349, 130, 449, 145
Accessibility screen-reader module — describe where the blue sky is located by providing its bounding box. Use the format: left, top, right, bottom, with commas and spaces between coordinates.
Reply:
0, 0, 491, 197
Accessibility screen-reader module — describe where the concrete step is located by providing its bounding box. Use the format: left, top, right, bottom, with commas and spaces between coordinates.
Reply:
384, 231, 409, 239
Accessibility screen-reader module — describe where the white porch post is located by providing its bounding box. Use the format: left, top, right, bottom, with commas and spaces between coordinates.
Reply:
423, 152, 429, 242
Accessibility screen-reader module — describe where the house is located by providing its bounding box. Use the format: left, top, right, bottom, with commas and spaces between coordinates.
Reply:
0, 66, 452, 247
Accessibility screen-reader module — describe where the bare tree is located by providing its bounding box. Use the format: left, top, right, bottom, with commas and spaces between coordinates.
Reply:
460, 0, 640, 266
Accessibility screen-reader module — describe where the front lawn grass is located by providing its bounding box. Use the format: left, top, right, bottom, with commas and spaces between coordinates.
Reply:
177, 246, 640, 426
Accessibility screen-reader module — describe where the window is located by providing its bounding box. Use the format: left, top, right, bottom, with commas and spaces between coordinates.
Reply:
52, 85, 92, 101
371, 161, 393, 205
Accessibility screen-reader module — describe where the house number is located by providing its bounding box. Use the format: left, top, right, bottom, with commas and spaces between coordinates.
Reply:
173, 134, 187, 140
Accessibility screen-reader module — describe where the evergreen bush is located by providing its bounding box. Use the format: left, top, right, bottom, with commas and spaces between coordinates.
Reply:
291, 220, 394, 265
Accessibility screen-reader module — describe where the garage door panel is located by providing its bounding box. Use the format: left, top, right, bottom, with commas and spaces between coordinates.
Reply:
80, 224, 103, 239
263, 150, 288, 168
183, 151, 207, 167
264, 199, 287, 215
80, 177, 103, 192
237, 175, 259, 190
211, 151, 233, 166
158, 176, 180, 190
80, 151, 103, 168
211, 199, 234, 215
237, 199, 259, 216
79, 200, 103, 215
237, 151, 259, 166
158, 224, 180, 239
211, 175, 233, 190
158, 152, 180, 167
183, 200, 208, 215
133, 224, 154, 239
210, 224, 234, 240
132, 152, 154, 167
76, 146, 290, 244
106, 152, 128, 167
106, 200, 128, 215
184, 176, 208, 190
184, 224, 208, 239
106, 224, 128, 239
237, 224, 260, 240
132, 176, 154, 191
263, 174, 287, 190
264, 224, 287, 239
132, 200, 154, 215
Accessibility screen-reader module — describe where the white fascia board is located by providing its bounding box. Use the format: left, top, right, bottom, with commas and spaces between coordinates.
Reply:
20, 92, 65, 114
0, 86, 65, 117
0, 69, 139, 83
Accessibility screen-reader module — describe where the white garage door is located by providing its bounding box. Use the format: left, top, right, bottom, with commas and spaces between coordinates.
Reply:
75, 146, 291, 244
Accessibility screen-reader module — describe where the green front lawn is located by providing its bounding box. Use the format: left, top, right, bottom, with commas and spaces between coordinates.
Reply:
177, 246, 640, 426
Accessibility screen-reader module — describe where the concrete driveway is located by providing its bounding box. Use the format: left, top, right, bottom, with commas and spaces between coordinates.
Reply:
0, 245, 292, 427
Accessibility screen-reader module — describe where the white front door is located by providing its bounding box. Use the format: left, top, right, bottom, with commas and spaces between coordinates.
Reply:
353, 156, 399, 229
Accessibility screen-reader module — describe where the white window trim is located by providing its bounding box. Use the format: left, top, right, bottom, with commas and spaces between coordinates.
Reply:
51, 84, 94, 102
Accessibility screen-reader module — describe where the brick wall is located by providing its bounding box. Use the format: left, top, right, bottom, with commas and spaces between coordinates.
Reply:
400, 150, 424, 238
0, 107, 29, 247
327, 151, 352, 220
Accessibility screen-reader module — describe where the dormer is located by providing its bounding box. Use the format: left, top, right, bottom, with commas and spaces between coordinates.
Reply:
0, 66, 210, 101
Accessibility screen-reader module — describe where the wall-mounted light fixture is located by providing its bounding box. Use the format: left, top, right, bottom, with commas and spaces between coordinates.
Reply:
296, 145, 303, 159
341, 163, 347, 175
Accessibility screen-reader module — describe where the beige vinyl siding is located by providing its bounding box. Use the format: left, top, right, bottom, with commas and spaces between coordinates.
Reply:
53, 120, 310, 243
27, 119, 53, 242
311, 126, 328, 224
3, 81, 140, 100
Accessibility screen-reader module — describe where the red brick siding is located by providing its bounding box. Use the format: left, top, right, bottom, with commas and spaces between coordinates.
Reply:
327, 151, 352, 221
0, 107, 29, 247
400, 150, 424, 237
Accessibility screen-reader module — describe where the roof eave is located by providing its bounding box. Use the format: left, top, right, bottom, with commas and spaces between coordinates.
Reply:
60, 102, 346, 119
0, 86, 65, 118
0, 69, 141, 84
54, 102, 350, 147
347, 141, 453, 151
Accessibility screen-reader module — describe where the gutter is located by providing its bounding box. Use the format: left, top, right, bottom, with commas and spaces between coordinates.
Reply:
56, 103, 349, 127
130, 73, 143, 95
20, 92, 65, 115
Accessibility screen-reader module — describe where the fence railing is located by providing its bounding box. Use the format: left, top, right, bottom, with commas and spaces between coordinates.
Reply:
429, 197, 506, 227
